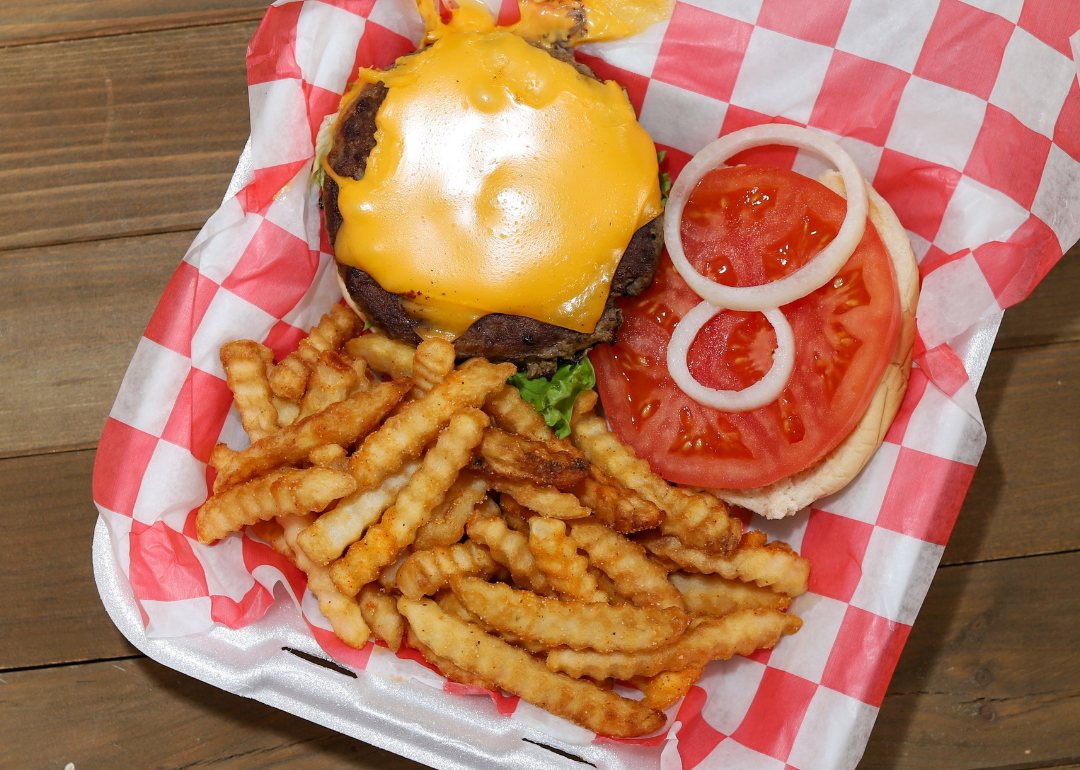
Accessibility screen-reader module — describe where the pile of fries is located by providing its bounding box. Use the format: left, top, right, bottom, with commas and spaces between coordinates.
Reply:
197, 304, 811, 738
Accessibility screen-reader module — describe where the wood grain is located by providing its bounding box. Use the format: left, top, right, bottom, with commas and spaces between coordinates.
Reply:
0, 22, 252, 253
860, 550, 1080, 770
0, 449, 135, 670
0, 231, 193, 458
0, 0, 267, 47
0, 656, 429, 770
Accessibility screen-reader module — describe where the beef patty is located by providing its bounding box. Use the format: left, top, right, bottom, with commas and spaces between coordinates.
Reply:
322, 59, 664, 378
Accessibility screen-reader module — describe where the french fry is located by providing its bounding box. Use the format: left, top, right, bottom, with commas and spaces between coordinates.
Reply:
359, 584, 405, 652
669, 571, 792, 616
197, 466, 356, 544
210, 443, 238, 477
478, 429, 589, 489
404, 625, 501, 691
378, 550, 410, 591
570, 390, 742, 556
632, 668, 704, 711
497, 494, 533, 533
413, 473, 491, 550
450, 576, 689, 652
484, 477, 590, 520
483, 384, 555, 442
249, 519, 291, 558
547, 608, 802, 680
465, 510, 553, 596
435, 589, 550, 654
574, 466, 663, 534
220, 340, 279, 441
270, 304, 359, 401
347, 361, 516, 494
279, 514, 370, 649
346, 355, 374, 394
297, 460, 421, 565
346, 333, 416, 379
398, 597, 667, 738
308, 443, 348, 472
330, 408, 490, 596
274, 395, 301, 428
396, 541, 500, 600
213, 378, 412, 492
411, 339, 457, 398
567, 519, 684, 610
637, 531, 811, 597
528, 517, 606, 603
297, 350, 360, 421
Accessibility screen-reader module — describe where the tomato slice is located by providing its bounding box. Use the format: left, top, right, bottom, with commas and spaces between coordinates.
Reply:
592, 165, 901, 489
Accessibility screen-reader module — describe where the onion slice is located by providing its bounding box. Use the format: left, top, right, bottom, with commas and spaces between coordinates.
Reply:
664, 125, 868, 312
666, 301, 796, 412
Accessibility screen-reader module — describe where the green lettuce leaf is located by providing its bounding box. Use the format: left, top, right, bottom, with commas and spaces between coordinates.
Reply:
507, 358, 596, 439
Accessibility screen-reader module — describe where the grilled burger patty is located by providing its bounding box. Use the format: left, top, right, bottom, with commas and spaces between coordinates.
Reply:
322, 62, 664, 378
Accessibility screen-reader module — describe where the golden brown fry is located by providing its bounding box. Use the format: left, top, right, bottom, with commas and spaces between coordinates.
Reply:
411, 339, 457, 398
249, 519, 291, 558
396, 541, 500, 600
547, 608, 802, 680
220, 340, 279, 441
570, 390, 742, 555
573, 466, 663, 534
346, 333, 416, 379
274, 396, 300, 428
483, 384, 556, 442
567, 519, 684, 611
632, 668, 704, 711
465, 510, 553, 596
297, 460, 421, 565
403, 625, 501, 691
669, 571, 792, 616
330, 408, 490, 596
347, 361, 516, 494
270, 305, 359, 401
359, 584, 405, 652
484, 477, 590, 520
637, 531, 810, 597
451, 577, 689, 653
478, 429, 589, 489
433, 589, 549, 654
413, 473, 491, 550
297, 350, 359, 421
197, 467, 356, 544
210, 443, 238, 477
498, 494, 533, 533
308, 443, 348, 471
398, 597, 666, 738
214, 378, 412, 492
279, 514, 370, 649
378, 550, 410, 590
528, 517, 606, 603
346, 355, 374, 394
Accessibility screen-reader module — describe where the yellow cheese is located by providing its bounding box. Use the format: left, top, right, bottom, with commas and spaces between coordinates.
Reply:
326, 4, 662, 340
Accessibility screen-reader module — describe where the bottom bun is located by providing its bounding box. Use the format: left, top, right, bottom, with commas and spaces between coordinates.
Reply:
711, 172, 920, 519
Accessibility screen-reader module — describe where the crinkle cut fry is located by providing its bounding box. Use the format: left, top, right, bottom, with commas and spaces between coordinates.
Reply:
403, 624, 501, 692
570, 390, 742, 555
398, 597, 666, 738
546, 608, 802, 680
413, 473, 491, 550
329, 408, 490, 596
450, 576, 689, 652
465, 510, 553, 596
637, 531, 810, 597
213, 378, 412, 492
483, 476, 590, 519
632, 668, 704, 711
347, 361, 516, 495
197, 467, 356, 544
297, 350, 359, 421
434, 589, 549, 654
478, 428, 589, 489
410, 339, 456, 399
528, 517, 606, 603
220, 340, 279, 441
346, 333, 416, 379
567, 518, 684, 610
395, 541, 500, 600
574, 466, 664, 534
483, 384, 556, 442
359, 584, 405, 652
270, 304, 359, 401
669, 571, 792, 616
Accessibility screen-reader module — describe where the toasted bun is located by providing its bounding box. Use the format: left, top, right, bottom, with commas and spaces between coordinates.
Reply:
711, 172, 919, 519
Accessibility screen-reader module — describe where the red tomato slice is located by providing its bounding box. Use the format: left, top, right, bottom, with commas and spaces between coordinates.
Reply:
592, 165, 901, 489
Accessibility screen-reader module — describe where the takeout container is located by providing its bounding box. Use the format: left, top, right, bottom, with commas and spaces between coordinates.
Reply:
92, 1, 1080, 767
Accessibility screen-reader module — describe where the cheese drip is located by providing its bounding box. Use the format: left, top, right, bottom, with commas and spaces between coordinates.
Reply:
327, 23, 662, 340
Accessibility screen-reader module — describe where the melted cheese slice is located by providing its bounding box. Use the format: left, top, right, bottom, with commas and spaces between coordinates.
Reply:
327, 26, 662, 339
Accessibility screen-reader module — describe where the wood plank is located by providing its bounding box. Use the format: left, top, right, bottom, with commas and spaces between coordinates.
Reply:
0, 22, 252, 253
0, 231, 192, 458
860, 550, 1080, 770
943, 339, 1080, 565
0, 1, 266, 47
0, 449, 136, 669
994, 244, 1080, 350
0, 656, 430, 769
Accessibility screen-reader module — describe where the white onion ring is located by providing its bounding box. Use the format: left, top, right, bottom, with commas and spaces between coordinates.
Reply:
664, 124, 868, 312
666, 301, 795, 412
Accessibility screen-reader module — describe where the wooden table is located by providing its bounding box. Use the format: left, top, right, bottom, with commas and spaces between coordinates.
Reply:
1, 5, 1078, 769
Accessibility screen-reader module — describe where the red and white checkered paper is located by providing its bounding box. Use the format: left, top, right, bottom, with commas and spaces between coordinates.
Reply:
93, 0, 1080, 766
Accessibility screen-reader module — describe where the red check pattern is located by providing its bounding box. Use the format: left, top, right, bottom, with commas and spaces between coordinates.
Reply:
92, 1, 1080, 767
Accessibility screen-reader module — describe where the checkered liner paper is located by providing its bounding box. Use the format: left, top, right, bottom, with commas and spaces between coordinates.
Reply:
92, 0, 1080, 767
